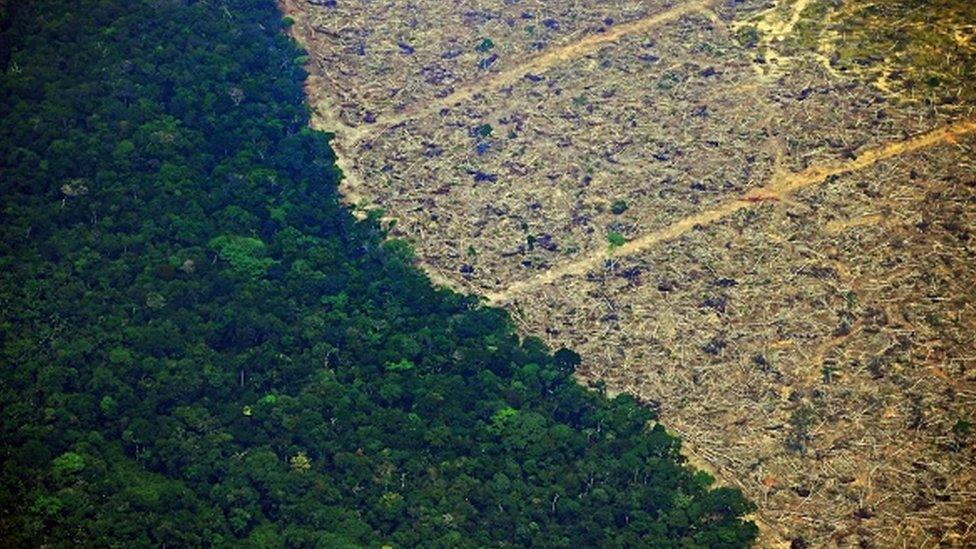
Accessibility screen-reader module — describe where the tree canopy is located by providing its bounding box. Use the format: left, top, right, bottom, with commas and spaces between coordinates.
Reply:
0, 1, 757, 546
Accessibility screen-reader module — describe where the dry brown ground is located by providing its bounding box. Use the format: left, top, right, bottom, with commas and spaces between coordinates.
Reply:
282, 0, 976, 545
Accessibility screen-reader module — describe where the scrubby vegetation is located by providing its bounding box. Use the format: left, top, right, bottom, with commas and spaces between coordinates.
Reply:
0, 1, 757, 546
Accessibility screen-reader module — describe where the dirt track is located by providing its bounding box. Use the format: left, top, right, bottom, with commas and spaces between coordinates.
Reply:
485, 118, 976, 304
351, 0, 709, 145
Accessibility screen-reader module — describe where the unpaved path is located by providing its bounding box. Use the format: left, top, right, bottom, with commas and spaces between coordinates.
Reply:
352, 1, 710, 146
485, 118, 976, 304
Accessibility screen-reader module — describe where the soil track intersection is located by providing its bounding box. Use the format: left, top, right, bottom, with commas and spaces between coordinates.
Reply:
283, 0, 976, 545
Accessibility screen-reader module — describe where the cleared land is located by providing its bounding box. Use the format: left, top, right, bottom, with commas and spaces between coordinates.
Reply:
283, 0, 976, 545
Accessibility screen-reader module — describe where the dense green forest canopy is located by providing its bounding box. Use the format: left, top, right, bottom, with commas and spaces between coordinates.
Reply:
0, 0, 757, 546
